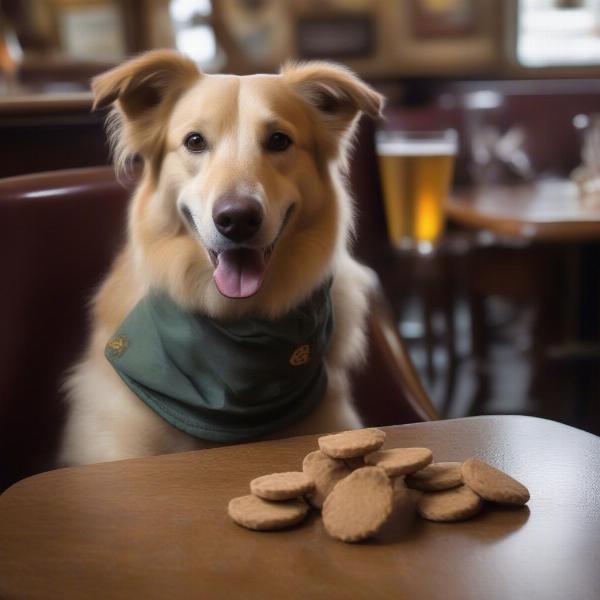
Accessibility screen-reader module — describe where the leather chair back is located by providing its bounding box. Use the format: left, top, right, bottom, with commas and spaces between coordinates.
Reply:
0, 168, 129, 490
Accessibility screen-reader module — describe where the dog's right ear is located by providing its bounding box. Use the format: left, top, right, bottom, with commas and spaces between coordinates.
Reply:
92, 50, 201, 169
282, 61, 384, 132
282, 61, 384, 164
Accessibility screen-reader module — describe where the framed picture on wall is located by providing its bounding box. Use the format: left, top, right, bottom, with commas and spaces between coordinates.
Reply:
410, 0, 478, 38
296, 15, 374, 60
51, 0, 126, 61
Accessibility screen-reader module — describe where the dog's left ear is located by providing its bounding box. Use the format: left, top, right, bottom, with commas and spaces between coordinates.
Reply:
92, 49, 200, 117
92, 50, 201, 174
282, 61, 385, 138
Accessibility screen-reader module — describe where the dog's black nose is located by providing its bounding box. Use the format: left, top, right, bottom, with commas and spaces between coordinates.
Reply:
213, 195, 263, 242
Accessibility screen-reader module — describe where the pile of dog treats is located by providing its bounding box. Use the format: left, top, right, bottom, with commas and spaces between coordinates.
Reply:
227, 428, 530, 543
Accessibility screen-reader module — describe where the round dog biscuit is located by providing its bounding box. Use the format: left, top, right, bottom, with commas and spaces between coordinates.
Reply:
405, 462, 463, 491
318, 428, 386, 459
302, 450, 351, 509
228, 495, 309, 531
322, 466, 394, 542
417, 485, 483, 522
250, 472, 314, 501
462, 458, 530, 505
365, 447, 433, 477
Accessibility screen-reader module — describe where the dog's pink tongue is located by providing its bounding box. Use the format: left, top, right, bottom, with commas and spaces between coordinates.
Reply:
214, 248, 266, 298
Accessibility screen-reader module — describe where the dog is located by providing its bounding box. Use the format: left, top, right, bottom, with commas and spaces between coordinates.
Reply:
59, 50, 384, 466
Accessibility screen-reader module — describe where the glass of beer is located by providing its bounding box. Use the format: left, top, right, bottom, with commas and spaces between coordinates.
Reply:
376, 130, 458, 253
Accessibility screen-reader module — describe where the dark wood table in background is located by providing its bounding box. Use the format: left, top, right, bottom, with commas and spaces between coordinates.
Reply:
1, 416, 599, 599
447, 180, 600, 241
446, 180, 600, 418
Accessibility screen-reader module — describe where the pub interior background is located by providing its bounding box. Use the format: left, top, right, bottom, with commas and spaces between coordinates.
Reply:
1, 0, 599, 437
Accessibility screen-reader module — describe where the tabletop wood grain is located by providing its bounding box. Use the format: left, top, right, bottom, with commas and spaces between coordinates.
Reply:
446, 180, 600, 241
1, 416, 599, 600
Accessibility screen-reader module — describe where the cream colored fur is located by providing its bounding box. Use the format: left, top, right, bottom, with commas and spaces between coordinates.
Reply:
59, 51, 384, 466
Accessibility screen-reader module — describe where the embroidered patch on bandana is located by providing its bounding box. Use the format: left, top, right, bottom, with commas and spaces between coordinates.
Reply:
106, 335, 128, 358
290, 344, 311, 366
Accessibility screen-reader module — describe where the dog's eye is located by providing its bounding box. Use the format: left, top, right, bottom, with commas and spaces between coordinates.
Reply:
184, 132, 208, 153
266, 132, 292, 152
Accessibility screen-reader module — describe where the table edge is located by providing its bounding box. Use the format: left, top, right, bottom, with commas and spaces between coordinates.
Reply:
1, 415, 595, 502
446, 196, 600, 242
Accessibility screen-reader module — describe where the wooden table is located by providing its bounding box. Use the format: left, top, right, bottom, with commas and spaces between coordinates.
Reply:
446, 179, 600, 373
446, 180, 600, 241
1, 416, 599, 600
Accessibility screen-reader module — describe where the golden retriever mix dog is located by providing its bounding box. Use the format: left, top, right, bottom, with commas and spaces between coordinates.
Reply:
59, 50, 384, 466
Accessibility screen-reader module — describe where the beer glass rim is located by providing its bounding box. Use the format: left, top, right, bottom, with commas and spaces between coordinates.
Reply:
375, 129, 458, 155
375, 129, 458, 142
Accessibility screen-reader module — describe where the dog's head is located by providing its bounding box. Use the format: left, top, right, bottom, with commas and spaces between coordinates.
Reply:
93, 51, 383, 316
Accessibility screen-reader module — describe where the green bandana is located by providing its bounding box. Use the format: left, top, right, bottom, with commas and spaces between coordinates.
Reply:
105, 285, 333, 443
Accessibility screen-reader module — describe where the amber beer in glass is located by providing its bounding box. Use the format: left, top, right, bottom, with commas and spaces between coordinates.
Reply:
376, 130, 458, 251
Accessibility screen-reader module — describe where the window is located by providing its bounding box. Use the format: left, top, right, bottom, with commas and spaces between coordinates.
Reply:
517, 0, 600, 67
170, 0, 219, 69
